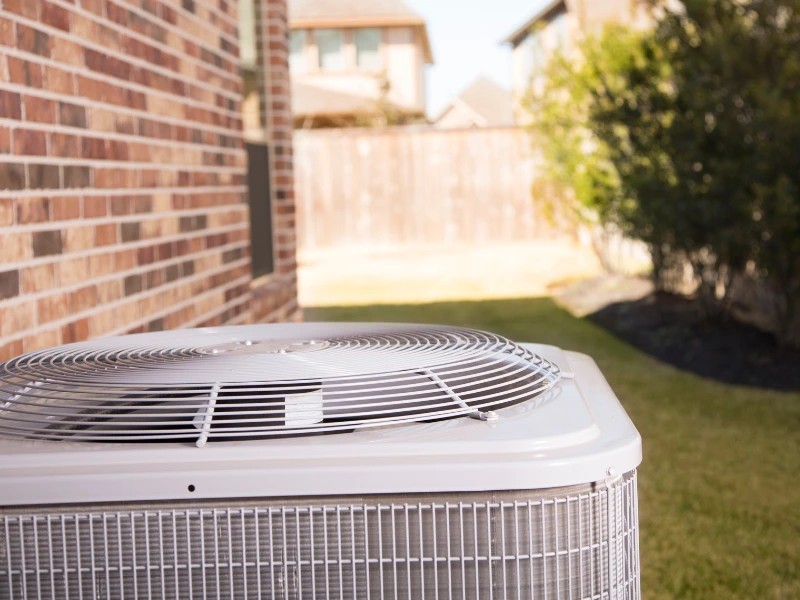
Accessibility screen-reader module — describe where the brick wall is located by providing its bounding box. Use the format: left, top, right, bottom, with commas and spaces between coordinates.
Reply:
0, 0, 300, 362
250, 0, 298, 323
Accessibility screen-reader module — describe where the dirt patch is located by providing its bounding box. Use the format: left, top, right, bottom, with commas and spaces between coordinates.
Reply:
588, 292, 800, 391
298, 241, 602, 306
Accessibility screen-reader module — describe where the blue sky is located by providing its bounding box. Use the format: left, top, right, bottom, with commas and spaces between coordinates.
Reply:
403, 0, 549, 117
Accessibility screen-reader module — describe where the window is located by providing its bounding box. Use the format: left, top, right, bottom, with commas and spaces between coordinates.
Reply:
521, 32, 544, 83
316, 28, 345, 72
240, 0, 274, 279
553, 12, 568, 50
246, 143, 275, 278
290, 30, 307, 73
355, 28, 382, 71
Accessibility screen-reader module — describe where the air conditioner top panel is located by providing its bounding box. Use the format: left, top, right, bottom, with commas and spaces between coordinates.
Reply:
0, 323, 564, 443
0, 324, 641, 506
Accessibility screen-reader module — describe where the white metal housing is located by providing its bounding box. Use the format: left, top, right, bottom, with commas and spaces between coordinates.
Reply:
0, 323, 642, 599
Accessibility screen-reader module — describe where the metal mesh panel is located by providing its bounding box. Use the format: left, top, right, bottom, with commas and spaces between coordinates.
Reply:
0, 325, 563, 444
0, 472, 639, 599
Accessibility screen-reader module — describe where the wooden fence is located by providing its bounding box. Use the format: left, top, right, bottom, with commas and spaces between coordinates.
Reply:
293, 126, 549, 251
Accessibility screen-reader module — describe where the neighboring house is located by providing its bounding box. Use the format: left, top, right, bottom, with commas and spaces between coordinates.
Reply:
502, 0, 645, 117
0, 0, 300, 360
434, 77, 515, 129
288, 0, 433, 127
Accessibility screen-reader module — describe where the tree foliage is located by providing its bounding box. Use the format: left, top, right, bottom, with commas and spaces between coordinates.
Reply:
525, 0, 800, 345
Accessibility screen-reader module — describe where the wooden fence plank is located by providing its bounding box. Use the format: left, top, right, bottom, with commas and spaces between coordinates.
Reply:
293, 126, 548, 251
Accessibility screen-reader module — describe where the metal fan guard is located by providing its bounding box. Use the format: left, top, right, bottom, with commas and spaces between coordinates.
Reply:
0, 324, 563, 444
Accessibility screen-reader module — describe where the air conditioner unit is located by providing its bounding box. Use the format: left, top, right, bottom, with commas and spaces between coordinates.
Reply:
0, 323, 641, 599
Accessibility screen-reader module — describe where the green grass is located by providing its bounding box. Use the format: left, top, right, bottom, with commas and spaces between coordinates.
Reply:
307, 298, 800, 600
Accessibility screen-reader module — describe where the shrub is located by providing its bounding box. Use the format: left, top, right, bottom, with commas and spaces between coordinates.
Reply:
525, 0, 800, 345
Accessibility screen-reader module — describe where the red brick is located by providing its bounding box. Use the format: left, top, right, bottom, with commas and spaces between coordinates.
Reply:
0, 127, 9, 153
0, 233, 30, 263
21, 263, 56, 294
16, 197, 50, 224
0, 90, 22, 120
63, 165, 90, 188
23, 95, 57, 124
56, 257, 86, 287
8, 57, 41, 88
0, 339, 24, 363
110, 196, 131, 215
0, 303, 35, 338
37, 293, 69, 324
17, 24, 51, 58
80, 0, 105, 17
81, 136, 106, 159
58, 102, 86, 128
94, 223, 117, 246
42, 2, 71, 32
62, 226, 93, 252
76, 75, 102, 102
49, 133, 80, 157
13, 129, 47, 156
0, 17, 15, 46
70, 285, 97, 314
26, 165, 59, 193
96, 279, 121, 303
88, 253, 113, 277
0, 163, 25, 191
71, 14, 98, 44
23, 329, 61, 353
0, 198, 13, 226
44, 66, 75, 94
115, 114, 135, 134
82, 196, 107, 218
114, 249, 137, 270
0, 0, 297, 345
106, 139, 128, 160
61, 318, 90, 344
51, 37, 84, 67
2, 0, 38, 19
50, 196, 81, 221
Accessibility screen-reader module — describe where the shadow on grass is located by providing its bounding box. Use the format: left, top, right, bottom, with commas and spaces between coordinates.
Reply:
307, 297, 800, 600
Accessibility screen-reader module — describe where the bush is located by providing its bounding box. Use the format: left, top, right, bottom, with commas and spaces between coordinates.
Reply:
525, 0, 800, 345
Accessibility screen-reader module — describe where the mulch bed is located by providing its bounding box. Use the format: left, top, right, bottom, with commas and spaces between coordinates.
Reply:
588, 292, 800, 391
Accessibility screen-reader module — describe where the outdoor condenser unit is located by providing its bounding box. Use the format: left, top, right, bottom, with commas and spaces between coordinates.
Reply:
0, 323, 642, 599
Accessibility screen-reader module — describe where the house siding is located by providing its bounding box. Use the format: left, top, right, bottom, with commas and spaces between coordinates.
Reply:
290, 24, 427, 118
0, 0, 299, 362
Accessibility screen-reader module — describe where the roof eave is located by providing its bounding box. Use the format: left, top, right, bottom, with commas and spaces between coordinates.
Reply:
418, 24, 434, 65
290, 16, 426, 29
500, 0, 566, 46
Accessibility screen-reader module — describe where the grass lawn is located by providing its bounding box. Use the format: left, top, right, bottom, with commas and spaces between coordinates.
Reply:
307, 297, 800, 600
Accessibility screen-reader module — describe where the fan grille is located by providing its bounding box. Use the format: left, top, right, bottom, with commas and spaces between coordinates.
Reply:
0, 324, 562, 444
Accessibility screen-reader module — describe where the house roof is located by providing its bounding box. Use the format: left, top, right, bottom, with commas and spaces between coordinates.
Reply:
501, 0, 566, 46
289, 0, 434, 63
435, 77, 514, 128
291, 82, 377, 118
289, 0, 424, 26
